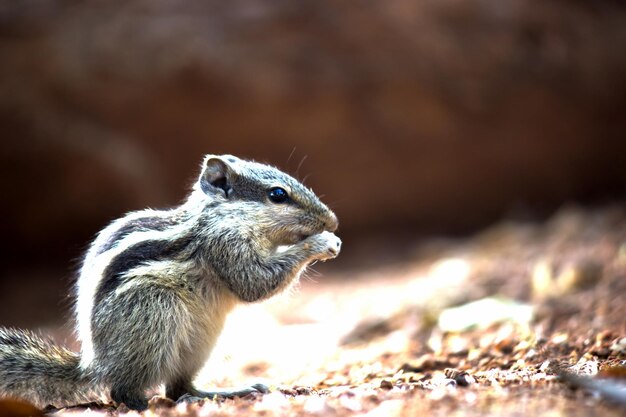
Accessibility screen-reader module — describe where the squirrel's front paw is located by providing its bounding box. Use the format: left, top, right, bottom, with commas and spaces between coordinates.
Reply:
305, 231, 342, 261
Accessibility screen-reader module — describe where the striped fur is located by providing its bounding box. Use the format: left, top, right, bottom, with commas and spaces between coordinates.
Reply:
1, 154, 340, 410
0, 328, 105, 406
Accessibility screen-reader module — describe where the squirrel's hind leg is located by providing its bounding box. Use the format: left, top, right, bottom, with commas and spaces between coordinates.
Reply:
165, 378, 193, 401
110, 386, 148, 411
167, 378, 269, 403
92, 284, 200, 410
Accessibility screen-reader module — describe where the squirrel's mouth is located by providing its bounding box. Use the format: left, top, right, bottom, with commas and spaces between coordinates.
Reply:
281, 232, 311, 245
275, 233, 311, 254
290, 233, 311, 244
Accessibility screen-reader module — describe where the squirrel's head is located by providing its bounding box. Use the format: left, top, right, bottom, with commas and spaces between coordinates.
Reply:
194, 154, 338, 245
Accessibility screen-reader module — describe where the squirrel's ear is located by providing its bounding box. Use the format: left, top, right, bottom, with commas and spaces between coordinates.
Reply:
200, 156, 236, 198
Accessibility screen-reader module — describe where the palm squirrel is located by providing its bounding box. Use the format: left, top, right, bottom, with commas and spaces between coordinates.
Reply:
0, 154, 341, 410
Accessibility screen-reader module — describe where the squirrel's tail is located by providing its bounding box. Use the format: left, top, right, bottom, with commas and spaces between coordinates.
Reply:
0, 327, 103, 408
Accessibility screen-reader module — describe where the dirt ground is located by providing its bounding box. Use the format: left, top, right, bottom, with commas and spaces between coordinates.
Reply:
4, 204, 626, 416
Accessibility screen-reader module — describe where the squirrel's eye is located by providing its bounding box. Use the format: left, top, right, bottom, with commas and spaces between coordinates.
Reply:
268, 187, 289, 203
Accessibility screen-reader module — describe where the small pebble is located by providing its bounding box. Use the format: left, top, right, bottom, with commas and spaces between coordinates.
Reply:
380, 380, 394, 390
445, 369, 475, 387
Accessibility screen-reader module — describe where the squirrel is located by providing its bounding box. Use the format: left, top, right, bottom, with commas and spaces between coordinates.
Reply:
0, 154, 341, 410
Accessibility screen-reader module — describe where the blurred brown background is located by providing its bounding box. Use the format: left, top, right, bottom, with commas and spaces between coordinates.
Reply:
1, 0, 625, 328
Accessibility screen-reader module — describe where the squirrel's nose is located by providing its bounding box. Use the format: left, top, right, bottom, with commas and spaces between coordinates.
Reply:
325, 212, 339, 232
